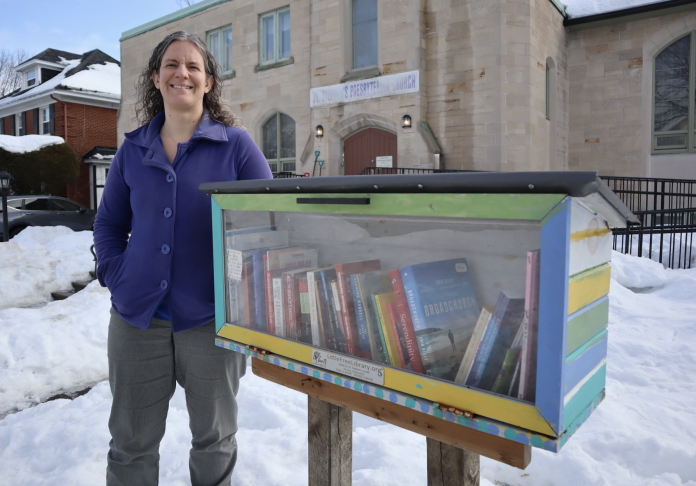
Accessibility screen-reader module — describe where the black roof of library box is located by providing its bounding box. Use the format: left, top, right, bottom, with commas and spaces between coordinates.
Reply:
200, 171, 639, 226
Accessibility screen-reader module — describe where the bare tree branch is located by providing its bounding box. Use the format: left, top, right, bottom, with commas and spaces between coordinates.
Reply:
0, 47, 30, 97
176, 0, 197, 9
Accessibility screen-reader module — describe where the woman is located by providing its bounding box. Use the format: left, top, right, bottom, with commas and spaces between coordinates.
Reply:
93, 31, 272, 486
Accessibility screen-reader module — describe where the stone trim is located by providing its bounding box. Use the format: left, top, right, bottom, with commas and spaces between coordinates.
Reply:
331, 113, 397, 140
254, 57, 294, 73
340, 67, 381, 83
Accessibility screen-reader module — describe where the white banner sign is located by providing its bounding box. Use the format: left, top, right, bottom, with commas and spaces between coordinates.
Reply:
310, 70, 419, 108
375, 156, 393, 168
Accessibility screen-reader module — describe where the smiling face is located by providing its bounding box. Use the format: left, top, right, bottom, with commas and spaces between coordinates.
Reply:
151, 40, 213, 115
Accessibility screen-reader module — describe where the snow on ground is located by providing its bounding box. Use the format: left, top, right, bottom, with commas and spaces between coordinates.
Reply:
562, 0, 671, 19
0, 249, 694, 485
0, 280, 111, 417
0, 134, 65, 154
0, 226, 95, 310
615, 233, 696, 270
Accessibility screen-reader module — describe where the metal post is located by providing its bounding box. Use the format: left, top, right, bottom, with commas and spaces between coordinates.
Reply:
1, 187, 8, 242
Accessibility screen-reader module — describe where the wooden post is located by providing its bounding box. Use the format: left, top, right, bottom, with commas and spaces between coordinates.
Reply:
308, 395, 352, 486
427, 438, 480, 486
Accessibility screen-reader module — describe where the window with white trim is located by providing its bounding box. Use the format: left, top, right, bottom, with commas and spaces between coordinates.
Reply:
653, 33, 696, 153
352, 0, 378, 69
16, 114, 23, 136
207, 26, 233, 75
259, 7, 291, 65
40, 106, 50, 134
262, 112, 295, 173
26, 69, 36, 88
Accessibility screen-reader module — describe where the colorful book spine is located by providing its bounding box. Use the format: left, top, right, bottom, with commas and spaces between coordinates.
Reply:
307, 271, 322, 346
389, 269, 425, 374
272, 277, 284, 337
387, 302, 407, 368
264, 255, 275, 334
297, 276, 313, 344
315, 279, 336, 351
321, 270, 347, 354
519, 250, 541, 402
491, 346, 522, 395
465, 293, 510, 388
354, 271, 391, 365
350, 275, 372, 360
241, 262, 253, 328
330, 280, 349, 354
250, 250, 267, 331
454, 307, 493, 384
284, 272, 300, 341
371, 294, 394, 366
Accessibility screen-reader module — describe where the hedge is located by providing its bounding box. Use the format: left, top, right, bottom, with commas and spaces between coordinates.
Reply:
0, 143, 79, 195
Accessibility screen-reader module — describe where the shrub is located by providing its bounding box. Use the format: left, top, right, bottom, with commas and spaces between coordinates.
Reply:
0, 143, 79, 195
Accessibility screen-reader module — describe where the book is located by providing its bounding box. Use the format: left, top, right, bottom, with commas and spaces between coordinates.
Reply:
250, 250, 267, 331
465, 292, 525, 390
519, 250, 541, 402
272, 276, 285, 337
335, 260, 382, 357
454, 307, 493, 384
400, 258, 480, 381
241, 262, 253, 328
389, 269, 425, 374
350, 274, 372, 360
387, 302, 408, 368
283, 268, 314, 341
306, 269, 324, 347
297, 275, 313, 344
491, 346, 522, 395
373, 293, 401, 367
314, 277, 335, 350
321, 269, 347, 354
354, 270, 393, 364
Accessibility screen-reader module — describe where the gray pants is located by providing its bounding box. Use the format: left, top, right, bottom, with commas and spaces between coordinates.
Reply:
106, 309, 246, 486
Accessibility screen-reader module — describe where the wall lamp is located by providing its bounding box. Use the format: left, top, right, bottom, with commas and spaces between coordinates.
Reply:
402, 114, 412, 128
315, 125, 324, 138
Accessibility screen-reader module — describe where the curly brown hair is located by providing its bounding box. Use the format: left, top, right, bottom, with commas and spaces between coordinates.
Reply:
134, 31, 242, 128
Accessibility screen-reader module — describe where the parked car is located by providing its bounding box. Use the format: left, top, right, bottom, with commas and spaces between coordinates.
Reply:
0, 195, 96, 240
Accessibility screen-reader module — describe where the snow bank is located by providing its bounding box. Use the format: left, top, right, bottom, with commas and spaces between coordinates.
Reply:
0, 226, 95, 310
0, 251, 694, 485
563, 0, 670, 19
0, 280, 111, 417
0, 134, 65, 154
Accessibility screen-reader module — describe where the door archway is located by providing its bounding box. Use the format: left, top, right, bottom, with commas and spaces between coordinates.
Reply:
343, 127, 397, 175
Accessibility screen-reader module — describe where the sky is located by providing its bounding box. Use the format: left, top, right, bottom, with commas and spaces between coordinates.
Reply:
0, 0, 190, 61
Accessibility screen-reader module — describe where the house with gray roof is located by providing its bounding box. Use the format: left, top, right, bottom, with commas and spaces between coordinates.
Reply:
0, 48, 121, 208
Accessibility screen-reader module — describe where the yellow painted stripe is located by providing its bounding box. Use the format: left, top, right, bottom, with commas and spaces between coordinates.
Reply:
569, 227, 611, 242
218, 324, 557, 436
568, 264, 611, 315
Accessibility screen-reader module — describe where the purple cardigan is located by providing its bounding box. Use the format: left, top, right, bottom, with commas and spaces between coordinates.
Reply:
93, 112, 273, 331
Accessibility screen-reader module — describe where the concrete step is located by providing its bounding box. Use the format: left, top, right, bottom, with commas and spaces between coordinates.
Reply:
51, 290, 77, 301
71, 280, 93, 292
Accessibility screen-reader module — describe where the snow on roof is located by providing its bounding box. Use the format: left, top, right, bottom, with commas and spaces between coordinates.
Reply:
0, 55, 120, 110
91, 153, 115, 160
60, 62, 121, 97
0, 134, 65, 154
563, 0, 672, 19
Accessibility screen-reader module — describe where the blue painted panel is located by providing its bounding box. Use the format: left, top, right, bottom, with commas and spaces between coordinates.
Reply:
536, 198, 571, 436
563, 363, 606, 430
559, 387, 605, 450
563, 329, 608, 395
211, 198, 226, 333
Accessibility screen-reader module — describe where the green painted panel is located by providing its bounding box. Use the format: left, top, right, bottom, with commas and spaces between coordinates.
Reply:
566, 328, 608, 364
567, 297, 609, 356
563, 363, 606, 430
211, 193, 566, 221
211, 198, 226, 333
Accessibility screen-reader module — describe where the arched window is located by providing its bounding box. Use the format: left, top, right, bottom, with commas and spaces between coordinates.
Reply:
262, 112, 295, 173
653, 34, 694, 152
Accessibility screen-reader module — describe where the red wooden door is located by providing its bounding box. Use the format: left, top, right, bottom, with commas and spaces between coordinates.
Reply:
343, 128, 397, 176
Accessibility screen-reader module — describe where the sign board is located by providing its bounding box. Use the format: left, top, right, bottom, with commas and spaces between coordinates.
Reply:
375, 156, 393, 168
310, 70, 419, 108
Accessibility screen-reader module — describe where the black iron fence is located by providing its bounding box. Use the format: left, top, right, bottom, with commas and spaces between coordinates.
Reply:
273, 171, 308, 178
356, 167, 696, 269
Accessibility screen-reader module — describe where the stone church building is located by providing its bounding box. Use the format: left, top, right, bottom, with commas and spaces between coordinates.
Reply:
118, 0, 696, 179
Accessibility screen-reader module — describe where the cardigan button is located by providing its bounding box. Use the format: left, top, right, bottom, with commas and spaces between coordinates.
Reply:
161, 244, 171, 255
163, 207, 172, 218
160, 280, 168, 290
166, 174, 174, 183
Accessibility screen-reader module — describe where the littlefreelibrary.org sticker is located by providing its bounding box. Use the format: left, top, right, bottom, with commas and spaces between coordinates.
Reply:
311, 349, 385, 385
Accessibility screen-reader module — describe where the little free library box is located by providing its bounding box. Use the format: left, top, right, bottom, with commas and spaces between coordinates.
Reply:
200, 171, 637, 459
